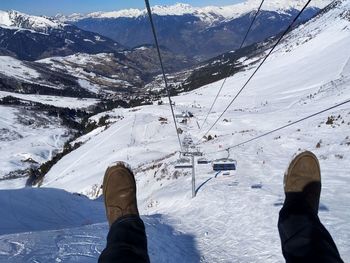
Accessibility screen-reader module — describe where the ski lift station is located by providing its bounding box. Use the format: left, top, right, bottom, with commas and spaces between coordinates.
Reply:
212, 159, 237, 171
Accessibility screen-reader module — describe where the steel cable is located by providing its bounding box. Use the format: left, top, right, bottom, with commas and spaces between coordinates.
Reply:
206, 98, 350, 154
199, 0, 265, 131
197, 0, 312, 145
145, 0, 183, 152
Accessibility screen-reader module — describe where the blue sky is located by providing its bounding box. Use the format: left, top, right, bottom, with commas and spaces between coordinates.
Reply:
0, 0, 244, 16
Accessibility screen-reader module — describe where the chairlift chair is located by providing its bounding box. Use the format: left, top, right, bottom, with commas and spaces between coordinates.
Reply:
174, 157, 193, 169
197, 158, 209, 164
212, 158, 237, 171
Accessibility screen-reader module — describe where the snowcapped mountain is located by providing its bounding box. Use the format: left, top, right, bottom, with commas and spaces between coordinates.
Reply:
0, 10, 64, 33
58, 1, 331, 23
0, 10, 124, 61
65, 1, 329, 60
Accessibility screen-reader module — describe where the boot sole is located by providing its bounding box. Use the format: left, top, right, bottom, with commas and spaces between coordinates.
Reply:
102, 162, 137, 222
284, 151, 321, 193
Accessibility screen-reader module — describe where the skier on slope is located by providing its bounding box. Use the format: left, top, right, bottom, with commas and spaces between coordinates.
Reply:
97, 151, 344, 263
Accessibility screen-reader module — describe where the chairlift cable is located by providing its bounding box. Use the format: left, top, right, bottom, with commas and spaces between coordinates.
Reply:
206, 99, 350, 154
199, 0, 265, 132
145, 0, 183, 152
196, 0, 312, 145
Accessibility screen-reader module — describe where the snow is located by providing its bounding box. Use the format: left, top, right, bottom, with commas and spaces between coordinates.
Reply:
1, 1, 350, 262
0, 188, 104, 235
38, 53, 118, 94
0, 10, 64, 31
0, 188, 199, 262
83, 38, 95, 44
0, 105, 70, 181
0, 91, 99, 109
0, 56, 65, 90
0, 177, 27, 190
87, 9, 144, 19
134, 46, 150, 51
64, 0, 332, 24
38, 53, 112, 67
72, 126, 106, 146
0, 56, 40, 80
0, 11, 12, 26
77, 79, 101, 94
94, 35, 105, 42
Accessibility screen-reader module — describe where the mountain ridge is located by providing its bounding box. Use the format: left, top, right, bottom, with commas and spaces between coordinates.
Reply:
68, 6, 323, 60
0, 10, 65, 33
56, 1, 332, 24
0, 10, 125, 61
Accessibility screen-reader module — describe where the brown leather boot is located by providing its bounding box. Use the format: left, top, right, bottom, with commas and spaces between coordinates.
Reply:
284, 151, 321, 214
102, 162, 139, 227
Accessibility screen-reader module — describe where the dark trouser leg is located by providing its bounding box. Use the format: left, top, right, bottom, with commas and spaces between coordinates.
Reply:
278, 196, 343, 263
98, 215, 150, 263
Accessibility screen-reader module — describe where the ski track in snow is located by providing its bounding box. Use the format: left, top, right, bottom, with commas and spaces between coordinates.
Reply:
0, 215, 200, 263
1, 2, 350, 262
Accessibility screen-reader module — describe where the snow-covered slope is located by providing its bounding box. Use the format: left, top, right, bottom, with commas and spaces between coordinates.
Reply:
0, 188, 199, 262
0, 10, 64, 32
1, 0, 350, 262
0, 104, 69, 182
0, 56, 41, 82
0, 188, 104, 235
37, 49, 194, 96
60, 0, 331, 23
0, 91, 99, 109
38, 53, 131, 95
0, 55, 100, 183
0, 55, 101, 98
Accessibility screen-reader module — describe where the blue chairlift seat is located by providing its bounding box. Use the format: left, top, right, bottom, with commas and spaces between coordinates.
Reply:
212, 159, 237, 171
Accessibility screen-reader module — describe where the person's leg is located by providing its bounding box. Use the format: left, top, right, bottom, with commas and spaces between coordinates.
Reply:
278, 151, 343, 263
98, 162, 150, 263
99, 215, 149, 263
